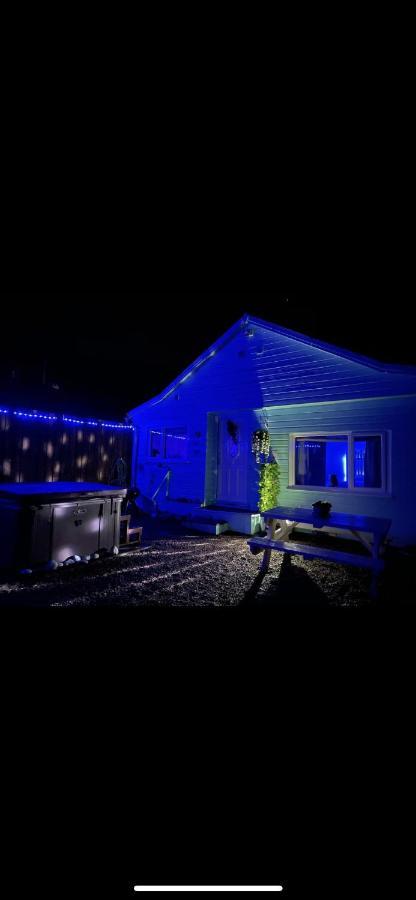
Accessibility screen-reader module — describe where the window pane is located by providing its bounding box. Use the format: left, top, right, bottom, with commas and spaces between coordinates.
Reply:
354, 436, 382, 488
165, 427, 188, 460
295, 437, 349, 488
149, 430, 163, 458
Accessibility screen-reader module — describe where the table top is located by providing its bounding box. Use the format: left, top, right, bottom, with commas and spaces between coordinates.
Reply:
263, 506, 392, 536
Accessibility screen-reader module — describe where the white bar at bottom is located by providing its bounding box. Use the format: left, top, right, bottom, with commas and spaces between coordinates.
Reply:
134, 888, 283, 893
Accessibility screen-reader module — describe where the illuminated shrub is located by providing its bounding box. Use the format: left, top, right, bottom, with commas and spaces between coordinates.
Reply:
259, 462, 280, 513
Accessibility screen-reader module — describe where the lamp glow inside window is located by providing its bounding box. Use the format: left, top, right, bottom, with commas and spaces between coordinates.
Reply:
295, 436, 349, 488
292, 433, 386, 492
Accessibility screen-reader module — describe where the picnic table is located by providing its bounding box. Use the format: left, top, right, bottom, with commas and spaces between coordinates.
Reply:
248, 506, 392, 598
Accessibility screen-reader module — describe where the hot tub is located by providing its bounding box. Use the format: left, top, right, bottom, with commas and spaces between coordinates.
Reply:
0, 482, 127, 570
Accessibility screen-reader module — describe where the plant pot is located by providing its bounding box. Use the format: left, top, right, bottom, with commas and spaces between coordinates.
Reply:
312, 501, 332, 518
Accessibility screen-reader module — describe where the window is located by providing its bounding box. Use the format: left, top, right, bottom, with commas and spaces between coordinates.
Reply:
148, 427, 188, 461
165, 427, 188, 460
295, 436, 349, 489
291, 433, 386, 492
353, 436, 382, 488
149, 429, 164, 458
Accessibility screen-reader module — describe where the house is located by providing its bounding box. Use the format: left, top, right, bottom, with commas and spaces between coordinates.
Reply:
128, 315, 416, 544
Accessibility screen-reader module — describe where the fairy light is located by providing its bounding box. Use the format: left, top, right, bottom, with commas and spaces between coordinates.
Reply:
252, 428, 270, 462
0, 407, 133, 430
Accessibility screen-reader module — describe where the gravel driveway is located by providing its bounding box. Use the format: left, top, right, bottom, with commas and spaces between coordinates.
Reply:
0, 519, 386, 607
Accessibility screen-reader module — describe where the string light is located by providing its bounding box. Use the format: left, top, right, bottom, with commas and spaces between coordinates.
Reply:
0, 407, 133, 430
14, 411, 58, 421
252, 429, 270, 462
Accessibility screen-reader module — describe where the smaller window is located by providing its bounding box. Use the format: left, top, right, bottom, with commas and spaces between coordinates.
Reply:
165, 427, 188, 460
149, 427, 188, 460
149, 429, 164, 458
353, 436, 382, 488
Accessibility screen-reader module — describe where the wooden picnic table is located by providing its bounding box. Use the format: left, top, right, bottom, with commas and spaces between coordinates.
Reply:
248, 506, 392, 598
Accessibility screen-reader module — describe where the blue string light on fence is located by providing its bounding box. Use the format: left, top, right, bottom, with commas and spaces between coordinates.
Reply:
14, 411, 58, 421
0, 407, 133, 430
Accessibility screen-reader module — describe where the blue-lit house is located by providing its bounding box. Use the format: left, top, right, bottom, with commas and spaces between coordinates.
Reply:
128, 315, 416, 544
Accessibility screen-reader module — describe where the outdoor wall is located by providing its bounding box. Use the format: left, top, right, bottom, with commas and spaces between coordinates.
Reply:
133, 393, 416, 543
133, 405, 210, 509
133, 406, 264, 512
0, 412, 133, 485
266, 394, 416, 545
129, 325, 272, 509
129, 318, 416, 541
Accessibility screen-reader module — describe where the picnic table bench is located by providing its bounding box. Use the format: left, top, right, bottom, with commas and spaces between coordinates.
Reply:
248, 507, 392, 598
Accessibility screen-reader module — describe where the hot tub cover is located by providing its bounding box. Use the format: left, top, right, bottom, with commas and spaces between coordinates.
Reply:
0, 482, 127, 503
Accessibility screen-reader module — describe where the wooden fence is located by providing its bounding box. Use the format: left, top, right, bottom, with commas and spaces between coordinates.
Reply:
0, 411, 133, 485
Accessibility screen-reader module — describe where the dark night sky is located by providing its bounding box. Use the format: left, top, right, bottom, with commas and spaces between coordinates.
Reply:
0, 289, 414, 420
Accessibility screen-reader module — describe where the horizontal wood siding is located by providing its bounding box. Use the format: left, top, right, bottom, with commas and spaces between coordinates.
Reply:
247, 327, 416, 405
265, 395, 416, 544
132, 323, 416, 416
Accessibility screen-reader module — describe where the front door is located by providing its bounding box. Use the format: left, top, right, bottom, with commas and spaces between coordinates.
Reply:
216, 417, 248, 506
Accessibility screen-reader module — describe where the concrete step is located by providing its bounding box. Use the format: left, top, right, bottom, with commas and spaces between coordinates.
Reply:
183, 519, 230, 536
208, 508, 264, 535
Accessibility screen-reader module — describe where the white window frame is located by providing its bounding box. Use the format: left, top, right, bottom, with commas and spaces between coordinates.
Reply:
148, 427, 189, 462
289, 431, 390, 495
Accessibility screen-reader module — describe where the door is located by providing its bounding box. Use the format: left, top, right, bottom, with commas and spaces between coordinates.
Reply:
216, 417, 248, 506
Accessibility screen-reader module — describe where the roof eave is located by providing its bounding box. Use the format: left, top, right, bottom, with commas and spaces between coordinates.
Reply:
127, 315, 250, 416
127, 312, 416, 418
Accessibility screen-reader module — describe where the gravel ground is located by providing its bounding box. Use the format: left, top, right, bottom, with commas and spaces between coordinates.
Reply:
1, 516, 410, 607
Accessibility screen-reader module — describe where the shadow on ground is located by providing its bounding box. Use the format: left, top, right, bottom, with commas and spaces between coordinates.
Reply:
240, 554, 330, 607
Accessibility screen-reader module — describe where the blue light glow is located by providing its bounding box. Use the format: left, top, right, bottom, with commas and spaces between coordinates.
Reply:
14, 411, 58, 421
0, 407, 133, 430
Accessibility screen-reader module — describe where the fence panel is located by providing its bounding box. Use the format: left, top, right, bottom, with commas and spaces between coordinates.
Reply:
0, 412, 133, 486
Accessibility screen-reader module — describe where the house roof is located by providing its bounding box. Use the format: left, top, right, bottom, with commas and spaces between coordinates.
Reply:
246, 315, 416, 375
128, 314, 416, 414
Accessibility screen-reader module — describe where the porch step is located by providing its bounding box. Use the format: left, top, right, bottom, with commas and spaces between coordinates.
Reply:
155, 501, 264, 535
183, 519, 230, 536
206, 506, 264, 534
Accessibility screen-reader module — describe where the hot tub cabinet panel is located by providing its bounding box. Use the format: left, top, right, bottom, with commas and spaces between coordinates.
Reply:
0, 482, 127, 569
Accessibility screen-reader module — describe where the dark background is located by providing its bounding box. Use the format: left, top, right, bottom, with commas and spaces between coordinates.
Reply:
0, 285, 414, 421
1, 20, 412, 900
1, 286, 412, 899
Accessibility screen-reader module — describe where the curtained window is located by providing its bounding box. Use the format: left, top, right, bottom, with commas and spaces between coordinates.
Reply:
354, 436, 382, 488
